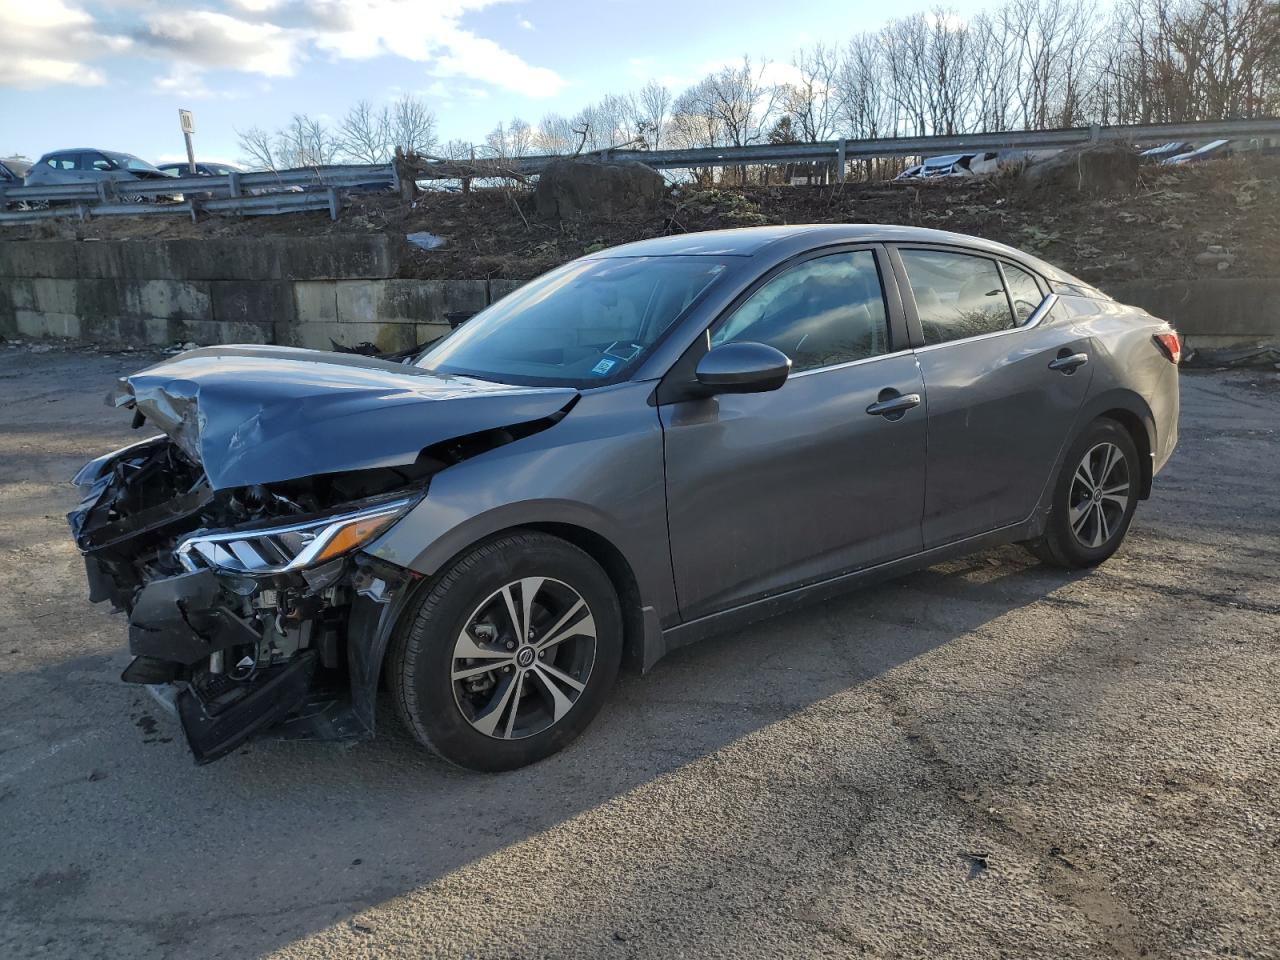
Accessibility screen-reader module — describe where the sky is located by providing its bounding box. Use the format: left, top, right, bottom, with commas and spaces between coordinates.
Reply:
0, 0, 996, 166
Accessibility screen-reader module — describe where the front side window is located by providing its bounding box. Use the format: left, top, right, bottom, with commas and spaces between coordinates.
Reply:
900, 249, 1015, 345
711, 250, 889, 372
417, 256, 727, 387
85, 153, 114, 171
1003, 262, 1045, 324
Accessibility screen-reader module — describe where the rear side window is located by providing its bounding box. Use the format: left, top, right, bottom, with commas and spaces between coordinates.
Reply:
711, 250, 890, 372
900, 249, 1015, 345
1003, 262, 1045, 324
45, 154, 76, 170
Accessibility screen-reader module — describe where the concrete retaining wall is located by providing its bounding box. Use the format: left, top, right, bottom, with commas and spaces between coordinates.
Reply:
2, 238, 1277, 356
1102, 278, 1280, 355
0, 237, 521, 352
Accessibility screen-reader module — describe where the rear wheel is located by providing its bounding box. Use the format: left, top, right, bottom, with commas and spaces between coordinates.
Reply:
388, 531, 622, 771
1028, 418, 1139, 568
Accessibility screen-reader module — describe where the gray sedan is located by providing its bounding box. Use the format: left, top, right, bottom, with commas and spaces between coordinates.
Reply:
68, 225, 1180, 770
26, 148, 175, 188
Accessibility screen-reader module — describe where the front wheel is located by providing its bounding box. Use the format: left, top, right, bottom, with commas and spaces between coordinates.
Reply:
387, 531, 622, 771
1028, 418, 1140, 569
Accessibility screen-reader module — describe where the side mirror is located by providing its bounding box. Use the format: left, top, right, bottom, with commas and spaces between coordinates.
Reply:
694, 341, 791, 394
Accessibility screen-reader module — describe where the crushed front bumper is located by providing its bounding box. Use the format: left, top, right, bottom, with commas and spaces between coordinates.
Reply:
109, 557, 415, 764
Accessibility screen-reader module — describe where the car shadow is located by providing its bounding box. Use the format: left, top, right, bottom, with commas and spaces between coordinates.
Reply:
0, 546, 1091, 959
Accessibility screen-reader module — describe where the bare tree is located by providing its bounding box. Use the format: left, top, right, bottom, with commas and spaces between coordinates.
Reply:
276, 114, 339, 167
637, 81, 673, 149
339, 100, 391, 164
535, 112, 576, 153
236, 126, 280, 170
786, 43, 841, 141
390, 94, 438, 155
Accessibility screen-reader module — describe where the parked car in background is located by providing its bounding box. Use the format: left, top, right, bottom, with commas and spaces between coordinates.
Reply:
1162, 139, 1232, 165
968, 148, 1058, 175
1140, 141, 1193, 162
156, 161, 244, 178
25, 149, 179, 198
69, 225, 1180, 771
921, 153, 975, 177
1, 157, 31, 184
156, 161, 251, 199
896, 154, 979, 180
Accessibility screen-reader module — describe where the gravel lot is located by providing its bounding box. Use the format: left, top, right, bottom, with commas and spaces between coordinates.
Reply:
0, 345, 1276, 960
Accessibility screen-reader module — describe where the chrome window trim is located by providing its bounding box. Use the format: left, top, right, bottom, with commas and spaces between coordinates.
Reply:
913, 293, 1059, 354
787, 347, 913, 379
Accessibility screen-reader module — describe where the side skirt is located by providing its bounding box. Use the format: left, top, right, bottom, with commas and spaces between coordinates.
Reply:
648, 518, 1040, 667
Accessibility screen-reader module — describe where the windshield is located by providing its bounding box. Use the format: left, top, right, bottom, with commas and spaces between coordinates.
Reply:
416, 256, 728, 387
111, 153, 162, 173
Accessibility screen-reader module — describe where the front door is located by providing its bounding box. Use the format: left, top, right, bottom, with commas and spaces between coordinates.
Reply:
893, 247, 1094, 546
660, 247, 928, 621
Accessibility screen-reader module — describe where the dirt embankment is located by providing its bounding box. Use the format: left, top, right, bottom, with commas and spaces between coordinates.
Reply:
5, 158, 1278, 286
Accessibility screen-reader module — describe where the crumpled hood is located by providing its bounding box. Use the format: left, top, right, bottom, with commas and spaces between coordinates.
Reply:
113, 345, 578, 490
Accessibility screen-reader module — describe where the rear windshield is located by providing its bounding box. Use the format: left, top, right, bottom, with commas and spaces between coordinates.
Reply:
416, 256, 728, 388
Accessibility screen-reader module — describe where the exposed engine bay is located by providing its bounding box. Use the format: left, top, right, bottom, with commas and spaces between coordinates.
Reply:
69, 344, 580, 764
69, 435, 430, 763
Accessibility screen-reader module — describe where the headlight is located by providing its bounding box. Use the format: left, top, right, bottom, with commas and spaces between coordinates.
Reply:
176, 497, 415, 574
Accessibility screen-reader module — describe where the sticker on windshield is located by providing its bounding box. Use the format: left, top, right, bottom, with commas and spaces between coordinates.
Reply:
590, 358, 617, 376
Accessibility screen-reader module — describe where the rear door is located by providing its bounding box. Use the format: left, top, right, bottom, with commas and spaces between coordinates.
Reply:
660, 245, 927, 621
889, 245, 1093, 547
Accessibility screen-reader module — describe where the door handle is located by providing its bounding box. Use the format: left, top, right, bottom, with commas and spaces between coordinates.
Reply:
1048, 352, 1089, 373
865, 391, 922, 418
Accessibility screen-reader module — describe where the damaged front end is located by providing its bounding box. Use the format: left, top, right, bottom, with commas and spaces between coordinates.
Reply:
68, 345, 580, 765
70, 437, 426, 763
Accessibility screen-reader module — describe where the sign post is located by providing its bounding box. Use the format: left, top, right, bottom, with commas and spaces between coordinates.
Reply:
178, 109, 196, 175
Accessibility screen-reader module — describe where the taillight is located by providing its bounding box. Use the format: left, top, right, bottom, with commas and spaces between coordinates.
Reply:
1153, 331, 1181, 364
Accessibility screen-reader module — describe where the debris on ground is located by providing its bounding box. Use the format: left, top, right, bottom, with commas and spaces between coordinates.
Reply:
406, 231, 446, 251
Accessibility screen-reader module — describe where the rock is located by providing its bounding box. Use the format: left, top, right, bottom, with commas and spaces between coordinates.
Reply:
534, 159, 665, 221
1020, 142, 1140, 197
1194, 249, 1234, 267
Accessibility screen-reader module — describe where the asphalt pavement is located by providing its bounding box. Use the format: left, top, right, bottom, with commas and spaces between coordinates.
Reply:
0, 344, 1276, 959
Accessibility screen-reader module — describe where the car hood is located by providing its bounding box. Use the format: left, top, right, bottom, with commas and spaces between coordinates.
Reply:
112, 345, 579, 490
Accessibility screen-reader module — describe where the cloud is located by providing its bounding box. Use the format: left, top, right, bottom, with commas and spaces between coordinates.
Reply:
0, 0, 564, 98
0, 0, 129, 88
519, 17, 533, 30
136, 10, 299, 76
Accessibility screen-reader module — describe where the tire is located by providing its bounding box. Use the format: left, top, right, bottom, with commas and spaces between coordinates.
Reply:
1027, 418, 1140, 569
387, 531, 622, 772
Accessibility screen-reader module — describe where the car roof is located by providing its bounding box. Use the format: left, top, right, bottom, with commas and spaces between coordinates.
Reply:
589, 224, 1079, 280
41, 148, 145, 161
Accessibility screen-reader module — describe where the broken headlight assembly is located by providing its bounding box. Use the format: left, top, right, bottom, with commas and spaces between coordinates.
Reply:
176, 495, 417, 574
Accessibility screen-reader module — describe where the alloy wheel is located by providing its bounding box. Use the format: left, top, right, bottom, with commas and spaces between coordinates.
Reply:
1069, 441, 1131, 549
451, 577, 597, 740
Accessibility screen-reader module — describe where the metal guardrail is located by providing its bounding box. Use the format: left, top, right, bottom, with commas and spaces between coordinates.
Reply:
505, 117, 1280, 180
2, 118, 1275, 222
0, 163, 396, 223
